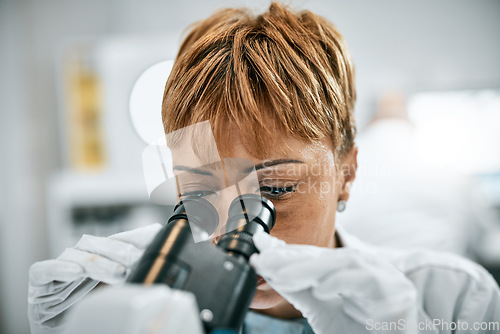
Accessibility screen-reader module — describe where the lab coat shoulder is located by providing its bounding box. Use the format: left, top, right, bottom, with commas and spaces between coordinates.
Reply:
338, 226, 500, 324
386, 248, 500, 324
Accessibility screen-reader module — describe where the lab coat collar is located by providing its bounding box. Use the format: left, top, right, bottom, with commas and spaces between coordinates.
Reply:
335, 223, 376, 253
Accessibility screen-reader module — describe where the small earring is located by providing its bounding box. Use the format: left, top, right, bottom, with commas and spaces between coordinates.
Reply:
337, 200, 347, 212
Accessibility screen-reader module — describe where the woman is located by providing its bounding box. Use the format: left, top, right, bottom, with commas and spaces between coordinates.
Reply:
28, 3, 499, 334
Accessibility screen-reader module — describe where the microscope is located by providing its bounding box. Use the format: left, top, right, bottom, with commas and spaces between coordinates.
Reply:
65, 193, 276, 334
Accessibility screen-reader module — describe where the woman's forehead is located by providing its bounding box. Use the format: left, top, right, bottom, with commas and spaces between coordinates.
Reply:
227, 134, 334, 163
171, 128, 335, 170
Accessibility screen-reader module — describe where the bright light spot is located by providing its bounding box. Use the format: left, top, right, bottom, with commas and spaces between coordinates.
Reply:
408, 90, 500, 174
129, 60, 174, 145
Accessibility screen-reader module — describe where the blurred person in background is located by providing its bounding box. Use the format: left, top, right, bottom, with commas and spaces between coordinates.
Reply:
27, 3, 500, 334
338, 92, 481, 258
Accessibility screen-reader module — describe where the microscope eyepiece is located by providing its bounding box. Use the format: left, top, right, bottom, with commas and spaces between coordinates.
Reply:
227, 194, 276, 233
172, 196, 219, 236
218, 194, 276, 260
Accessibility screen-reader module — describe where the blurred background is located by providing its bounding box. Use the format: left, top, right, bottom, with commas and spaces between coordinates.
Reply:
0, 0, 499, 333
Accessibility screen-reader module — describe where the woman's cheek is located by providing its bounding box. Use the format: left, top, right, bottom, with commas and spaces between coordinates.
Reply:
270, 212, 318, 245
274, 204, 336, 247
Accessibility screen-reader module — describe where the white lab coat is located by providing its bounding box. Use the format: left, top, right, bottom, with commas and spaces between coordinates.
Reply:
243, 225, 500, 333
338, 224, 500, 333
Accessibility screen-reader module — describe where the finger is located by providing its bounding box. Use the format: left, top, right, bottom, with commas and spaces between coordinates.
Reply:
74, 235, 143, 267
256, 245, 361, 275
252, 247, 360, 292
252, 249, 325, 291
253, 231, 287, 251
249, 253, 260, 268
29, 259, 84, 286
29, 279, 75, 300
252, 243, 325, 272
28, 277, 85, 304
58, 248, 127, 284
109, 223, 162, 249
29, 278, 99, 323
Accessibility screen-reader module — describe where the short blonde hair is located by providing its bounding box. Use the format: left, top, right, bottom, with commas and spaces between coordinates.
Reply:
162, 2, 356, 160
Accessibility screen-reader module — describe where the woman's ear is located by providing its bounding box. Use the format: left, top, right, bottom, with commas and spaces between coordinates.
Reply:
339, 145, 358, 201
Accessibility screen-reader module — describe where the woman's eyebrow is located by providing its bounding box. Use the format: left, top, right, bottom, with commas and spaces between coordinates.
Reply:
244, 159, 305, 173
172, 165, 213, 176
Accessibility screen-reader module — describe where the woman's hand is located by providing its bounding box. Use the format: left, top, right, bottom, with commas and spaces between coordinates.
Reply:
250, 231, 429, 334
28, 223, 162, 334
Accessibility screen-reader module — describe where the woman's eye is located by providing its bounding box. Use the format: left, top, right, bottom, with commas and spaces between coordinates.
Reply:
178, 190, 216, 198
259, 185, 296, 199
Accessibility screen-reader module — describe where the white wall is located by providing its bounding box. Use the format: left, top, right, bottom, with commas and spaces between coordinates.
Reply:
310, 0, 500, 128
1, 0, 499, 333
0, 2, 44, 334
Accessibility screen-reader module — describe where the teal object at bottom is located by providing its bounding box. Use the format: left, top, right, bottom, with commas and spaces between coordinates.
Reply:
211, 329, 237, 334
240, 311, 314, 334
210, 310, 314, 334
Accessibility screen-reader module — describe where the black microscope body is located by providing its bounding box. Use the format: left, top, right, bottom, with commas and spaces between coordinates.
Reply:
127, 194, 276, 333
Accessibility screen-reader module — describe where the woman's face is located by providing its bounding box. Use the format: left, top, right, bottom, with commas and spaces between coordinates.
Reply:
173, 128, 357, 316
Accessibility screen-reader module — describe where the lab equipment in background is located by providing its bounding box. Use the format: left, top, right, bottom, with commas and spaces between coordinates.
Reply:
46, 170, 175, 257
49, 36, 179, 257
63, 45, 106, 170
56, 35, 178, 174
